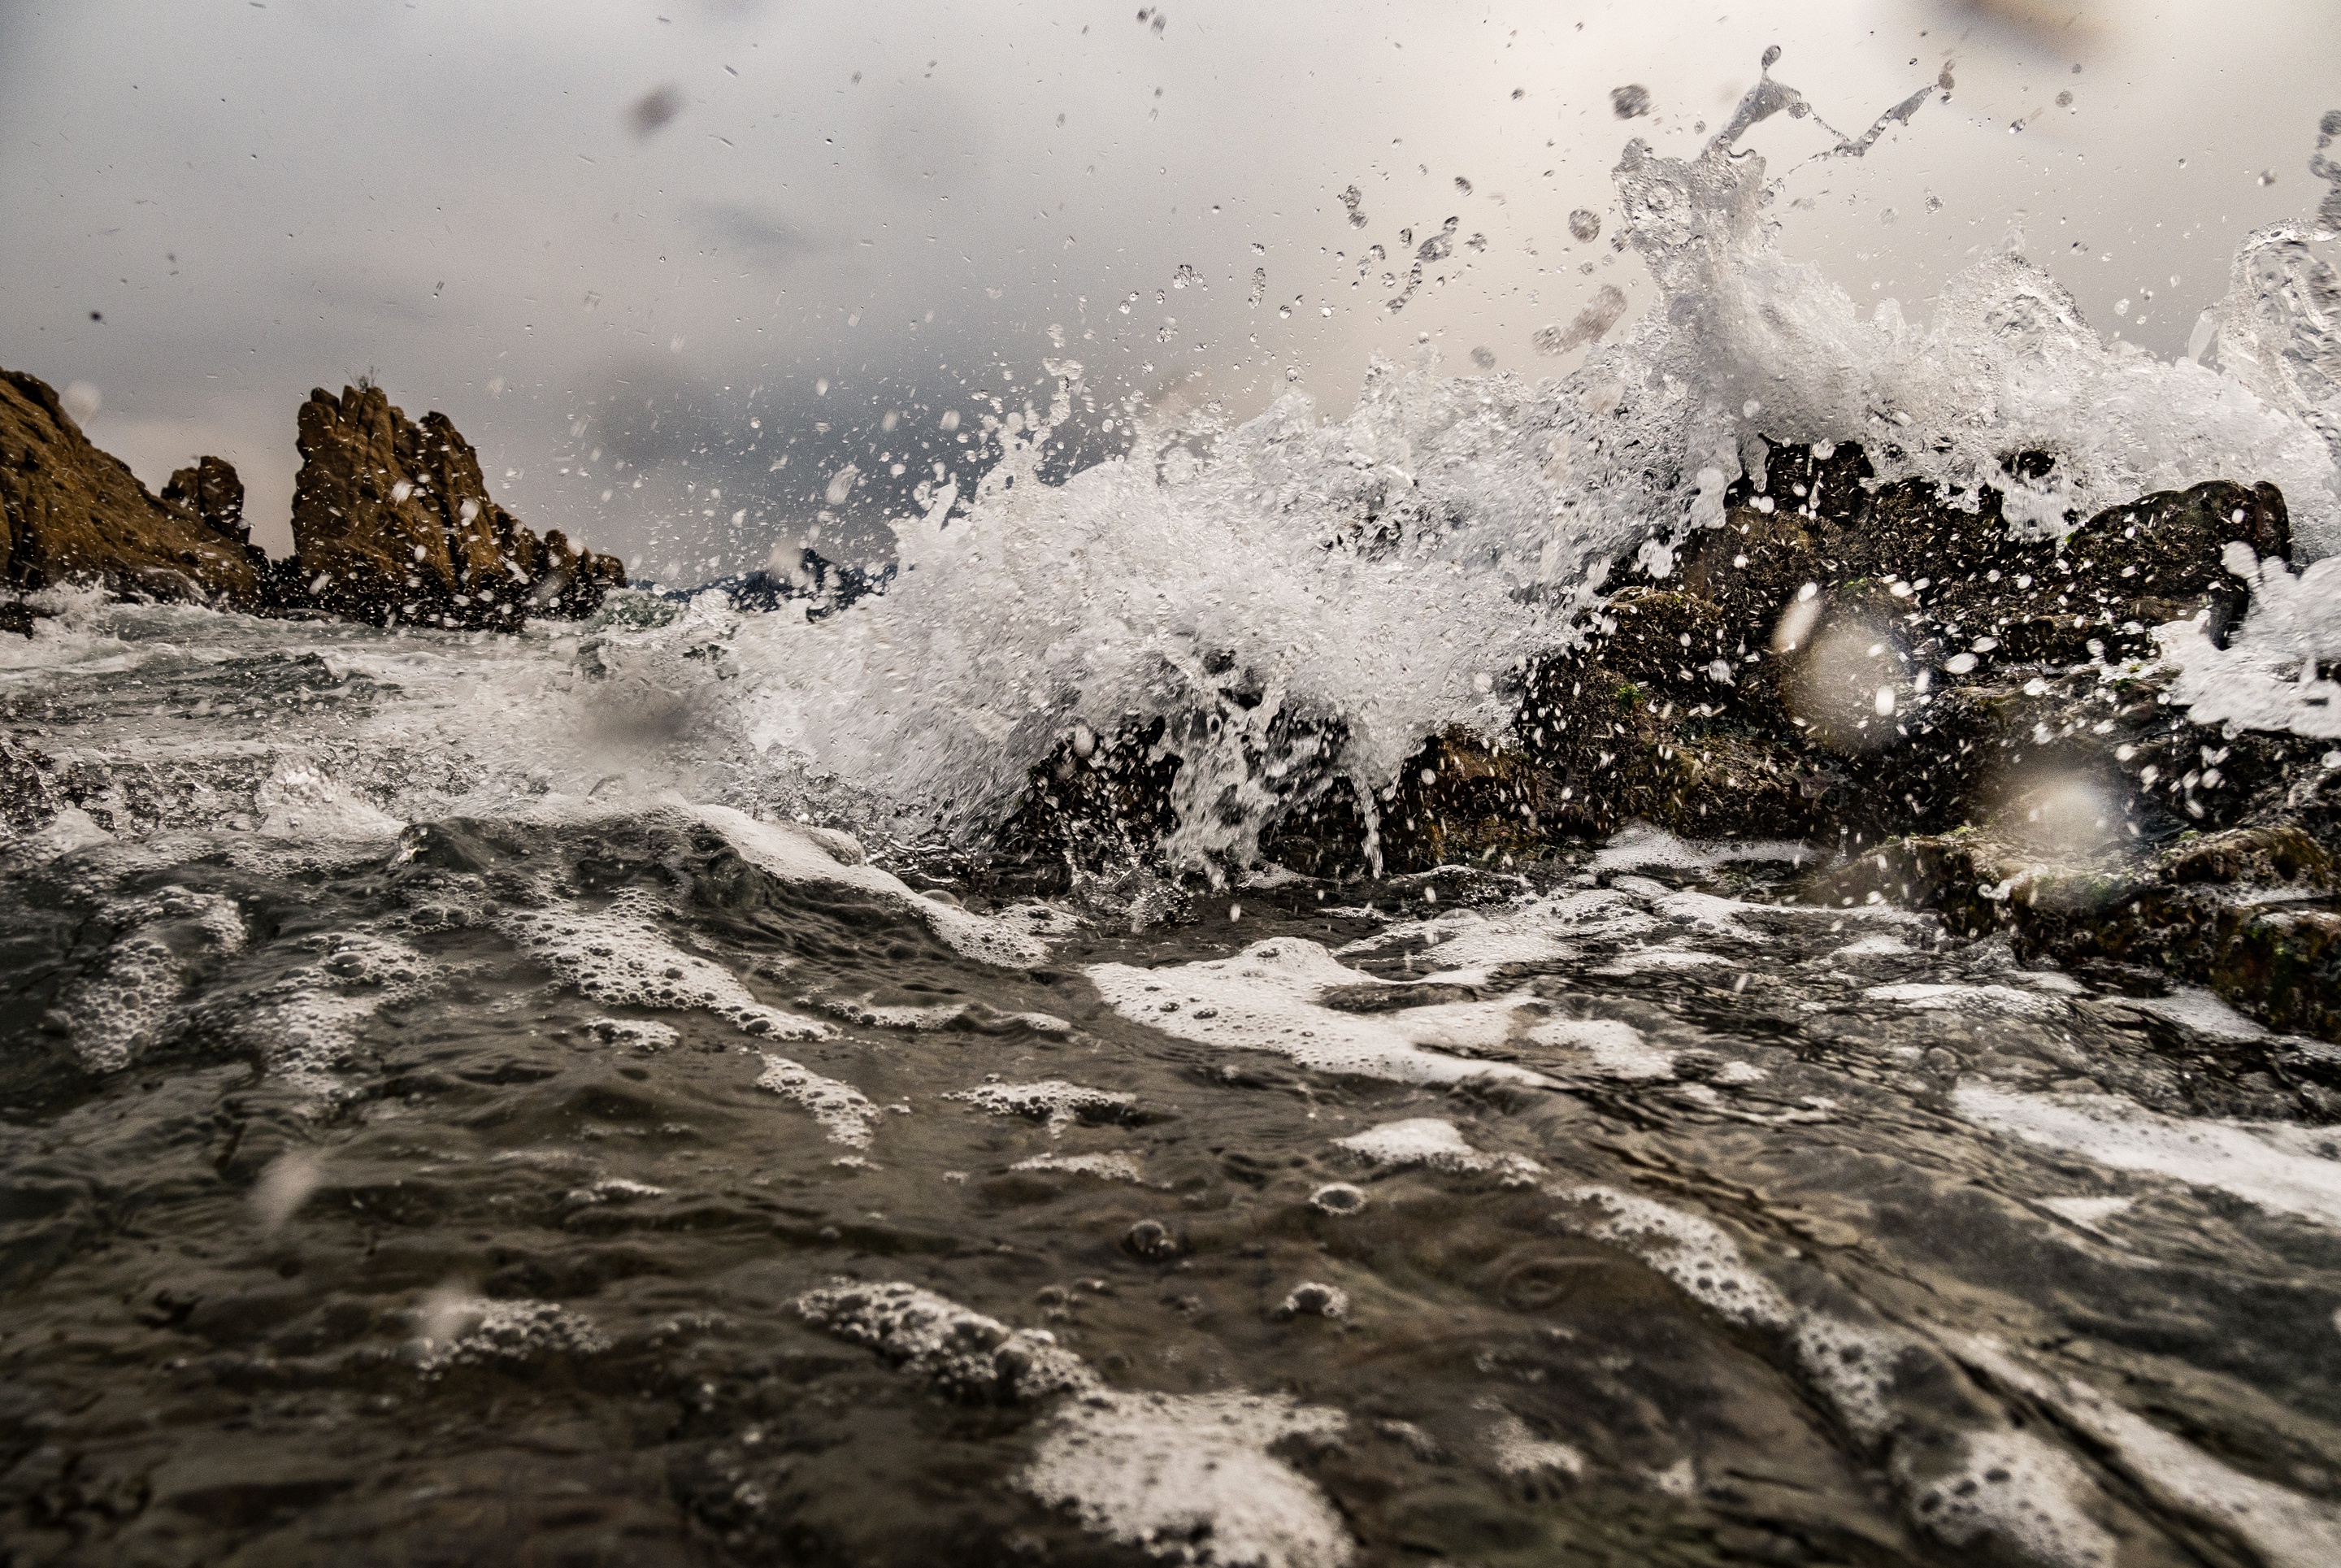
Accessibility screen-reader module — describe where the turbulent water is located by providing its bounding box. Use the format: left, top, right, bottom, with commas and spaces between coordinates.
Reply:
11, 75, 2341, 1568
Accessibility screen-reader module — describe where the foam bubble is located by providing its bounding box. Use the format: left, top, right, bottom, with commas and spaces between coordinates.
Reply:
500, 889, 828, 1041
947, 1079, 1136, 1133
1590, 823, 1809, 875
1956, 1336, 2341, 1568
1088, 939, 1555, 1088
1010, 1151, 1146, 1183
1023, 1392, 1354, 1568
1331, 1117, 1543, 1177
793, 1282, 1095, 1401
696, 804, 1052, 967
2127, 986, 2270, 1041
60, 887, 245, 1073
1901, 1429, 2117, 1568
795, 1280, 1357, 1566
411, 1292, 610, 1375
757, 1055, 881, 1147
240, 930, 435, 1101
1483, 1410, 1586, 1480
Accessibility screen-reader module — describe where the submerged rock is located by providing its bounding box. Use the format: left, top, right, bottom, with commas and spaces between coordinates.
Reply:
290, 384, 625, 626
1, 368, 260, 607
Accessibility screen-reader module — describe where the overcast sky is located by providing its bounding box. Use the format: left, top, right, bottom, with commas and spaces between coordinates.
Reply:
3, 0, 2335, 578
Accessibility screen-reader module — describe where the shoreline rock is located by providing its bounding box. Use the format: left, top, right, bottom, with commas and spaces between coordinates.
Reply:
984, 441, 2341, 1040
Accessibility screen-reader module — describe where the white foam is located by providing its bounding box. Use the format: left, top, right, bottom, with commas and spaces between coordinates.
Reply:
1900, 1428, 2117, 1568
499, 889, 829, 1041
18, 806, 115, 860
2161, 551, 2341, 742
1331, 1117, 1543, 1178
1589, 823, 1809, 875
1527, 1017, 1676, 1080
59, 887, 246, 1074
584, 1016, 682, 1049
1088, 939, 1554, 1088
1010, 1151, 1147, 1183
1275, 1283, 1349, 1320
255, 758, 404, 840
1562, 1186, 2120, 1563
948, 1079, 1136, 1132
2039, 1196, 2135, 1230
412, 1292, 610, 1375
1865, 982, 2065, 1019
1615, 880, 1772, 940
1954, 1084, 2341, 1230
1343, 887, 1656, 984
757, 1054, 881, 1147
1024, 1391, 1354, 1568
1483, 1410, 1585, 1480
695, 803, 1052, 967
793, 1282, 1095, 1401
1590, 945, 1734, 975
242, 930, 436, 1101
1957, 1336, 2341, 1568
795, 1281, 1356, 1566
1559, 1186, 1792, 1328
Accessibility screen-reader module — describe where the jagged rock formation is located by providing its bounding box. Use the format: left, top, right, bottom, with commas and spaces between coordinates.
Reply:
1, 370, 260, 607
290, 384, 624, 625
989, 442, 2340, 1040
159, 456, 246, 546
1262, 450, 2308, 874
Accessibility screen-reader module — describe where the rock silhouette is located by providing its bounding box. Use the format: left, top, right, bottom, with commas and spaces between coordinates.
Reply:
1, 369, 261, 607
3, 363, 628, 627
290, 384, 624, 626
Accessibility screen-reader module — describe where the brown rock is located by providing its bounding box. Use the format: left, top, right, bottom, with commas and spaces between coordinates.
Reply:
161, 456, 249, 547
0, 367, 259, 606
289, 384, 624, 626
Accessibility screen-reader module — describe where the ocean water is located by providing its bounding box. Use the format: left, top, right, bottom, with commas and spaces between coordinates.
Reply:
7, 74, 2341, 1568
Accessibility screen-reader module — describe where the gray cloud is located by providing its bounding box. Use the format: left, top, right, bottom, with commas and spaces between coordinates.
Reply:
2, 0, 2333, 579
687, 200, 819, 266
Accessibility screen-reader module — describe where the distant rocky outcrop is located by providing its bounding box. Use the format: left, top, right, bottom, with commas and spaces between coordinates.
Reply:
2, 364, 628, 629
290, 384, 625, 626
1, 370, 261, 607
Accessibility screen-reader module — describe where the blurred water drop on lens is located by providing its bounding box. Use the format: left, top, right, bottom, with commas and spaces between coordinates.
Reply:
628, 85, 684, 137
61, 381, 102, 423
1782, 607, 1910, 754
250, 1150, 324, 1232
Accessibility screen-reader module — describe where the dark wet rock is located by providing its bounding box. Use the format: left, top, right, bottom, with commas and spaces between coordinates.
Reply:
1817, 803, 2341, 1040
291, 384, 625, 627
984, 715, 1186, 896
0, 600, 40, 637
979, 435, 2341, 1036
1, 367, 260, 607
